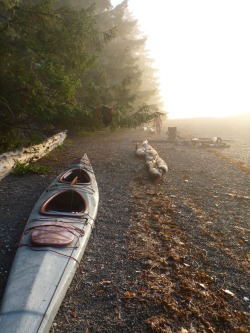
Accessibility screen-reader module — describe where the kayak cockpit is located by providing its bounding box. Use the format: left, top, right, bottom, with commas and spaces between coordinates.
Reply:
40, 189, 88, 217
59, 168, 91, 185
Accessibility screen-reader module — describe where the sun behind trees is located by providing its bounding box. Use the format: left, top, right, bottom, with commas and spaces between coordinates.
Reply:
0, 0, 165, 153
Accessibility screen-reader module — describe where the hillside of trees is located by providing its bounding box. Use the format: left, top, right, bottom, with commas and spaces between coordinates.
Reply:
0, 0, 165, 152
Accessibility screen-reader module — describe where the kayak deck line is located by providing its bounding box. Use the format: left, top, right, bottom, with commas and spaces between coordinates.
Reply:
29, 216, 89, 224
18, 244, 82, 266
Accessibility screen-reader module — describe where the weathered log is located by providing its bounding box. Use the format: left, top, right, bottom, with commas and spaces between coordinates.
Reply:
135, 143, 146, 157
0, 131, 67, 181
135, 140, 168, 178
156, 156, 168, 173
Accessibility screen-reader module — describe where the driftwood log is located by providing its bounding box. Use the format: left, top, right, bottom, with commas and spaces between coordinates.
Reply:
135, 140, 168, 178
0, 131, 67, 181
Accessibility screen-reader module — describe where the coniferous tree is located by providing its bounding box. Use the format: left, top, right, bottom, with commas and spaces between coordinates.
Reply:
0, 0, 166, 151
0, 0, 103, 149
82, 0, 165, 128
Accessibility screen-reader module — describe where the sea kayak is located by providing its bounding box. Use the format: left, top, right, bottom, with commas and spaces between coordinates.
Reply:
0, 154, 99, 333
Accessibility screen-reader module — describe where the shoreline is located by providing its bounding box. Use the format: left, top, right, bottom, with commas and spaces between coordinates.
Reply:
0, 125, 249, 332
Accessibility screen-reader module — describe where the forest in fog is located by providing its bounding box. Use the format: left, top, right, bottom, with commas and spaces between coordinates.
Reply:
0, 0, 164, 152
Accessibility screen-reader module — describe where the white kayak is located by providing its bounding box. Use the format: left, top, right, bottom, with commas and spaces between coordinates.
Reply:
0, 154, 99, 333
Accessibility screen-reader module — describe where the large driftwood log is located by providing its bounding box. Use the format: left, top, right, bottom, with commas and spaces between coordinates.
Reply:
0, 131, 67, 181
135, 140, 168, 178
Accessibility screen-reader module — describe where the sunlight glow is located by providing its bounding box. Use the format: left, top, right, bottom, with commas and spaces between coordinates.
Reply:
112, 0, 250, 119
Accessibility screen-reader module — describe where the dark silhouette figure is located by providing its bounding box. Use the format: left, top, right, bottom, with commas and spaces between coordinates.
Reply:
101, 105, 113, 126
154, 116, 162, 133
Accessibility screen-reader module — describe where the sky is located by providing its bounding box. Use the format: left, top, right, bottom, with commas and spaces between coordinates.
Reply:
111, 0, 250, 119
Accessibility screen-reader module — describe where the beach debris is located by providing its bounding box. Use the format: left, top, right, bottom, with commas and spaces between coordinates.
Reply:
226, 193, 250, 200
135, 140, 168, 178
141, 126, 155, 134
191, 136, 230, 148
222, 289, 235, 297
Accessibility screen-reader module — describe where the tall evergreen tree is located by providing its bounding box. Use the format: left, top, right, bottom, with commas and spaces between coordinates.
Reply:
0, 0, 103, 149
0, 0, 165, 151
78, 0, 164, 128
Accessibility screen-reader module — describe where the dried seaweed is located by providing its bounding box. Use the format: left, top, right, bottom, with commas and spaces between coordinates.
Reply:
129, 181, 250, 333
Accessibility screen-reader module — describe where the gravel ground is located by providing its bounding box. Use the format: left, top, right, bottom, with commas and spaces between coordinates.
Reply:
0, 119, 249, 332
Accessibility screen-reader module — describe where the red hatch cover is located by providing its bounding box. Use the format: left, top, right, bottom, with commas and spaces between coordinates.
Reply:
31, 222, 75, 247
